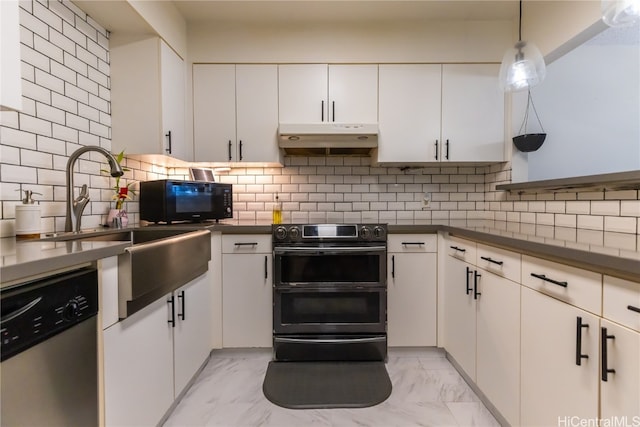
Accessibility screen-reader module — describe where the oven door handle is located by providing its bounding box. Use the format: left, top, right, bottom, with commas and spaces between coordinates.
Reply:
274, 246, 386, 255
274, 336, 387, 344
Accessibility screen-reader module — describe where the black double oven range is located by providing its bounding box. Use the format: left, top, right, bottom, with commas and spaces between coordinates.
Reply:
272, 223, 388, 362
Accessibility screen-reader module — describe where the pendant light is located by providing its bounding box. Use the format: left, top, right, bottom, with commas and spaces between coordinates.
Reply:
602, 0, 640, 27
499, 0, 546, 92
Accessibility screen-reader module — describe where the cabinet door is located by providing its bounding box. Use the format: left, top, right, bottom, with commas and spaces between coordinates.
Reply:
387, 252, 437, 346
521, 287, 599, 426
476, 271, 521, 426
328, 64, 378, 123
222, 253, 272, 347
441, 64, 504, 162
278, 64, 328, 123
444, 255, 477, 380
173, 273, 212, 396
378, 65, 442, 163
160, 42, 188, 161
600, 319, 640, 420
103, 296, 174, 427
193, 64, 237, 161
236, 65, 281, 163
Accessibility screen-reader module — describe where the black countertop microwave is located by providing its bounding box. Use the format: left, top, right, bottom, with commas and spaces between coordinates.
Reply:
140, 180, 233, 224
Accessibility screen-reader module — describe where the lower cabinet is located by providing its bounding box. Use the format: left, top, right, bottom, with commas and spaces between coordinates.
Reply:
475, 269, 520, 426
222, 235, 272, 348
444, 252, 477, 380
600, 319, 640, 420
387, 234, 437, 347
520, 286, 600, 426
103, 273, 211, 426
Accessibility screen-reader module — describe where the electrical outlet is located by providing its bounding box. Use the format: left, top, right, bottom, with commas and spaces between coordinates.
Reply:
422, 192, 431, 209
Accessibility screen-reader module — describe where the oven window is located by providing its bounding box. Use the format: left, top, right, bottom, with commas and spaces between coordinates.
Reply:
280, 291, 381, 324
280, 254, 380, 283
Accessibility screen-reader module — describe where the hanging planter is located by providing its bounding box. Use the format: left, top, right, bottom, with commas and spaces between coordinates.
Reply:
513, 89, 547, 152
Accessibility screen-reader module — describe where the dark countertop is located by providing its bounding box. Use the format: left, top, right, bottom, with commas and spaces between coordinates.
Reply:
2, 219, 638, 285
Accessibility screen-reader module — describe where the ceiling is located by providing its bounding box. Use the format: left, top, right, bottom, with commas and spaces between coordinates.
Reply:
173, 1, 519, 24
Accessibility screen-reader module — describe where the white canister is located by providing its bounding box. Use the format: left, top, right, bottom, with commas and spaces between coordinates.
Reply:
15, 204, 41, 239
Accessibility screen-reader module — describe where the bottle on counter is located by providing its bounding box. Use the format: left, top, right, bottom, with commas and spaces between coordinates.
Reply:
15, 189, 42, 239
272, 192, 282, 224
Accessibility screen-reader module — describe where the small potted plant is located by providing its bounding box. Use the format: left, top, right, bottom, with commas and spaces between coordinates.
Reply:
103, 150, 135, 227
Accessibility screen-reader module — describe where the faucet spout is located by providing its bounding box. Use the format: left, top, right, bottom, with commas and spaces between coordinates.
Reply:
65, 146, 124, 233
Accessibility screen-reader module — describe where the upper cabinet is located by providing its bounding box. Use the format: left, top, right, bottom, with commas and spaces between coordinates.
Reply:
441, 64, 504, 162
378, 64, 442, 163
376, 63, 505, 164
193, 64, 281, 164
278, 64, 378, 123
0, 0, 22, 111
111, 36, 189, 161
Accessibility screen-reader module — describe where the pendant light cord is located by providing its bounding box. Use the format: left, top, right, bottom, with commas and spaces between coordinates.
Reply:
518, 0, 523, 41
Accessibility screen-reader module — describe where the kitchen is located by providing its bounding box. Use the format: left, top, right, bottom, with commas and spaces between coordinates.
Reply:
1, 0, 639, 426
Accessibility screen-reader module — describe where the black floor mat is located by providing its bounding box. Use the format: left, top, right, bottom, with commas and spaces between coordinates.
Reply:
262, 361, 392, 409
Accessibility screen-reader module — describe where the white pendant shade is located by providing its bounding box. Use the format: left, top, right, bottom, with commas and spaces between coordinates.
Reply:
499, 40, 546, 92
602, 0, 640, 26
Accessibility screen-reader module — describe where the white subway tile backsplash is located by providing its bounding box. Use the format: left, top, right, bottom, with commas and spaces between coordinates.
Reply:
566, 201, 591, 215
604, 216, 637, 234
577, 214, 604, 231
1, 127, 37, 149
19, 7, 48, 38
34, 35, 64, 64
36, 102, 65, 124
591, 200, 620, 216
63, 51, 88, 76
62, 20, 87, 48
52, 123, 78, 143
621, 200, 640, 217
1, 164, 38, 184
48, 1, 75, 24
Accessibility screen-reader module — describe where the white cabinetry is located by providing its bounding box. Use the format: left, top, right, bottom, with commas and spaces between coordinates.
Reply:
221, 235, 272, 348
103, 297, 174, 427
377, 64, 504, 164
378, 65, 441, 163
103, 273, 211, 426
111, 37, 189, 161
443, 237, 478, 380
193, 64, 281, 164
474, 245, 521, 426
520, 286, 600, 426
278, 64, 378, 123
387, 234, 437, 347
440, 64, 504, 162
173, 274, 212, 395
601, 276, 640, 419
0, 0, 21, 111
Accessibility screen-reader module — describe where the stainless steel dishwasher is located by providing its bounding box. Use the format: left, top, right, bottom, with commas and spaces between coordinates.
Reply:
1, 266, 99, 426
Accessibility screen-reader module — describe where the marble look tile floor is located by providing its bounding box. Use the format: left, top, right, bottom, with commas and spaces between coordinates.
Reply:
163, 348, 501, 427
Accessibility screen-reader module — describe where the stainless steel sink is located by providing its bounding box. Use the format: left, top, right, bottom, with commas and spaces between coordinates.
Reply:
41, 228, 212, 319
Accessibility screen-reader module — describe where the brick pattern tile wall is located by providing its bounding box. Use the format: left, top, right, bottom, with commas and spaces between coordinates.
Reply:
1, 0, 638, 238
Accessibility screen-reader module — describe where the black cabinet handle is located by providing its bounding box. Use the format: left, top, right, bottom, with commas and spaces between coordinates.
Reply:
435, 140, 439, 160
450, 245, 466, 253
391, 255, 395, 279
239, 140, 243, 161
228, 140, 232, 161
332, 101, 335, 122
264, 256, 268, 280
321, 100, 324, 121
465, 266, 473, 295
165, 130, 172, 154
601, 327, 616, 381
530, 273, 568, 288
167, 295, 175, 327
575, 316, 589, 366
480, 256, 504, 266
473, 270, 481, 300
178, 290, 185, 321
445, 139, 449, 160
235, 242, 258, 247
628, 305, 640, 314
402, 242, 425, 247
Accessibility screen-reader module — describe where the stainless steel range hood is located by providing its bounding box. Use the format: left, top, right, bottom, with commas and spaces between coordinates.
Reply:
278, 123, 378, 156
